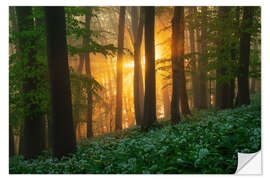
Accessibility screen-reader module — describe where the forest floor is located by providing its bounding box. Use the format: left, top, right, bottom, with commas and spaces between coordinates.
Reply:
9, 94, 261, 174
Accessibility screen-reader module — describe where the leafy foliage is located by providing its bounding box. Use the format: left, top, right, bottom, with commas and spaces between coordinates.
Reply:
65, 7, 118, 57
10, 94, 261, 174
9, 7, 49, 130
70, 68, 103, 125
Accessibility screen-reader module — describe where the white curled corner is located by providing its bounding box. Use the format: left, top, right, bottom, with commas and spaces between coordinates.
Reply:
235, 150, 262, 174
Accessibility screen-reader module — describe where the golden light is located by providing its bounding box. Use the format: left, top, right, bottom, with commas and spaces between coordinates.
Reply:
124, 61, 134, 68
156, 45, 163, 60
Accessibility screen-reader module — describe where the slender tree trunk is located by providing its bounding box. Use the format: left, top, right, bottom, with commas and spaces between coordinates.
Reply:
10, 7, 17, 157
215, 7, 231, 109
142, 7, 157, 130
188, 7, 200, 109
236, 7, 254, 106
171, 7, 190, 124
171, 7, 181, 123
229, 42, 237, 108
250, 38, 259, 94
132, 7, 144, 126
16, 7, 44, 159
84, 7, 94, 138
177, 7, 191, 117
198, 6, 208, 109
44, 7, 76, 159
115, 7, 126, 130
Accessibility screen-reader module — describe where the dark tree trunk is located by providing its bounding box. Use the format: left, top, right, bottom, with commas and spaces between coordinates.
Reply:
44, 7, 76, 159
198, 7, 208, 109
236, 7, 254, 106
132, 7, 144, 126
142, 7, 157, 130
250, 36, 259, 94
215, 7, 231, 109
171, 7, 182, 124
40, 116, 46, 150
227, 7, 240, 108
172, 7, 191, 119
188, 7, 200, 109
115, 7, 126, 130
16, 7, 44, 159
10, 7, 17, 157
9, 125, 15, 157
229, 42, 237, 108
46, 107, 53, 149
84, 7, 94, 138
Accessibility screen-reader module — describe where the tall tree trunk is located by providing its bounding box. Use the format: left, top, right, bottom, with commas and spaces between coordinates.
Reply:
44, 7, 76, 159
227, 7, 240, 108
171, 7, 182, 124
188, 7, 200, 109
215, 7, 231, 109
171, 7, 189, 124
236, 7, 254, 106
84, 7, 94, 138
198, 6, 208, 109
229, 41, 237, 108
10, 7, 17, 156
16, 7, 44, 159
142, 7, 157, 130
250, 38, 259, 94
132, 7, 144, 126
176, 7, 191, 115
115, 7, 126, 130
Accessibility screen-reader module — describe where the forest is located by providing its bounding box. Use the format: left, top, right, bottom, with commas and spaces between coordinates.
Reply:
9, 6, 261, 174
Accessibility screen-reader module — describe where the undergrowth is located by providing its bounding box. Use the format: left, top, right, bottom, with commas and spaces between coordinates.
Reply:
9, 94, 261, 174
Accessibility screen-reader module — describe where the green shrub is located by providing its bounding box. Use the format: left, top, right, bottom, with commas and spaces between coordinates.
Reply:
9, 94, 261, 174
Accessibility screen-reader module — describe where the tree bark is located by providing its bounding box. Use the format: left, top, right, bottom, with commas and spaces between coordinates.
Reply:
215, 7, 231, 109
16, 7, 44, 159
132, 7, 144, 126
172, 7, 191, 120
171, 7, 182, 124
142, 7, 157, 130
84, 7, 94, 138
188, 7, 200, 110
198, 6, 208, 109
115, 7, 126, 130
44, 7, 76, 159
236, 7, 254, 106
